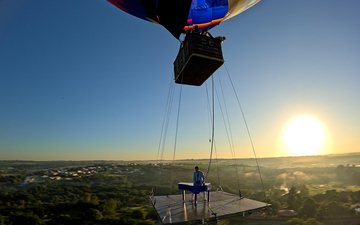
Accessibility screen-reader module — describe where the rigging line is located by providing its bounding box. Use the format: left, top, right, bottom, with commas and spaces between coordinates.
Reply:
157, 78, 176, 162
215, 77, 241, 192
213, 140, 222, 188
159, 82, 176, 161
205, 83, 222, 188
204, 83, 213, 168
169, 72, 184, 194
215, 81, 235, 158
205, 75, 215, 179
205, 82, 212, 145
218, 75, 236, 154
172, 82, 183, 161
224, 64, 267, 200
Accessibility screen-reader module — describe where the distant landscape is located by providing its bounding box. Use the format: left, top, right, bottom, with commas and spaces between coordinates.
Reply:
1, 153, 360, 225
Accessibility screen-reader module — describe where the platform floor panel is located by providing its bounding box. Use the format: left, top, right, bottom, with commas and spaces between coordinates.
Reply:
151, 191, 270, 224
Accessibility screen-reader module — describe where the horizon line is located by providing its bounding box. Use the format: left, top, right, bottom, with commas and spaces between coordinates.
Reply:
1, 152, 359, 162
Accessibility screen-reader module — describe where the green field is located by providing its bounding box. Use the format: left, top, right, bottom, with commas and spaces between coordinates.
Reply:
0, 153, 360, 225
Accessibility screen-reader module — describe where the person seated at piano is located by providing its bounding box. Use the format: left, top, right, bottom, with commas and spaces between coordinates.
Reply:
193, 166, 205, 186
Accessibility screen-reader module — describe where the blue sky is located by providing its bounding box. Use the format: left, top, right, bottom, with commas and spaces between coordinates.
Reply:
1, 0, 359, 160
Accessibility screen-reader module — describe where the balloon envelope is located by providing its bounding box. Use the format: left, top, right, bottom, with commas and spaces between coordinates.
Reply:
108, 0, 260, 39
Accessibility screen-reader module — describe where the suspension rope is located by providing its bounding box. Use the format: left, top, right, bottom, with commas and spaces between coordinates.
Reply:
216, 76, 242, 194
213, 141, 222, 190
162, 84, 176, 161
224, 64, 267, 200
205, 82, 213, 148
172, 84, 183, 161
157, 78, 176, 162
216, 81, 236, 158
168, 73, 185, 194
218, 76, 236, 153
205, 82, 222, 188
205, 76, 215, 179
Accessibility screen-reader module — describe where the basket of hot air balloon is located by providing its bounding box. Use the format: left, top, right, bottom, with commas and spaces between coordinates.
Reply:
174, 31, 224, 86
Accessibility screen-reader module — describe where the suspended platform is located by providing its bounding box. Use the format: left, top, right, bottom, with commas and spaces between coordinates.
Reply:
151, 191, 270, 224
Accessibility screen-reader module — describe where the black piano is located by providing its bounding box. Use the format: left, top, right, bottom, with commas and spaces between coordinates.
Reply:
178, 182, 211, 205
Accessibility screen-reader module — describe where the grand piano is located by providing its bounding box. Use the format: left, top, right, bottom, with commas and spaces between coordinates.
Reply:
178, 182, 211, 206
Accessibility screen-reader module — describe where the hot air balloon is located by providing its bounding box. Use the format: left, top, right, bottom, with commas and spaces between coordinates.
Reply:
108, 0, 260, 86
107, 2, 268, 223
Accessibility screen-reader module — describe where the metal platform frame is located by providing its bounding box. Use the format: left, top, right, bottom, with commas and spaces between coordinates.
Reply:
150, 191, 270, 224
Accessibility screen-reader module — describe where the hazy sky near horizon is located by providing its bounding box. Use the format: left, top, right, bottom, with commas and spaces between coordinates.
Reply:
1, 0, 359, 160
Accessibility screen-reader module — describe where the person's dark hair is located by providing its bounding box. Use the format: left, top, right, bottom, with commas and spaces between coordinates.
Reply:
195, 166, 199, 170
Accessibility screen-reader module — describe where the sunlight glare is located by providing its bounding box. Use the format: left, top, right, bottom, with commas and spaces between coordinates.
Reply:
283, 115, 326, 156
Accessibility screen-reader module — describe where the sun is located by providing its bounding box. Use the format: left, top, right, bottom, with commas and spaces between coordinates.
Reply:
282, 115, 326, 156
